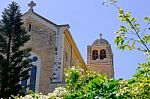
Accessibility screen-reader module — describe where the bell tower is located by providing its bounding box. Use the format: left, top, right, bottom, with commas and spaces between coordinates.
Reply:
87, 34, 114, 78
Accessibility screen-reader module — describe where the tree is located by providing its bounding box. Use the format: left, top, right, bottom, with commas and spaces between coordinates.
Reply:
103, 0, 150, 98
0, 2, 31, 98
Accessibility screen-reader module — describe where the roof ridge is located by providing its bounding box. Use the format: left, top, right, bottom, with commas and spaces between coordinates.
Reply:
22, 10, 70, 28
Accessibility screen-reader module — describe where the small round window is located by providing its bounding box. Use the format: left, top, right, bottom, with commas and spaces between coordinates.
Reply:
32, 56, 38, 62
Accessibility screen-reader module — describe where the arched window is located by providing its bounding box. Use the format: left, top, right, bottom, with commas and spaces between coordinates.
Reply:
28, 24, 31, 32
92, 50, 98, 60
29, 65, 37, 91
100, 49, 106, 60
21, 57, 38, 92
21, 53, 41, 92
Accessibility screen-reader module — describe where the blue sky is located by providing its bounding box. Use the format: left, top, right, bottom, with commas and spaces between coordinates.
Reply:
0, 0, 149, 79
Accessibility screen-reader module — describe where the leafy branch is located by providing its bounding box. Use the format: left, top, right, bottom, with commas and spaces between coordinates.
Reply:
103, 0, 150, 54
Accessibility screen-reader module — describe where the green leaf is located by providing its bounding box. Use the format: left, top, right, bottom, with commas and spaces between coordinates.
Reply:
131, 42, 135, 48
119, 8, 124, 14
131, 17, 137, 22
126, 12, 131, 19
146, 35, 150, 42
144, 17, 150, 22
118, 44, 127, 51
120, 25, 128, 33
144, 35, 150, 43
127, 45, 131, 50
128, 78, 136, 83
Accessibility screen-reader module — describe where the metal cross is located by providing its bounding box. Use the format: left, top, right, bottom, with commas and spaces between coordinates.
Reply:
28, 1, 36, 11
99, 33, 103, 39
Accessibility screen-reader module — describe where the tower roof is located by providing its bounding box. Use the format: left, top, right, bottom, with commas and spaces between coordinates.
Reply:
92, 33, 109, 45
92, 38, 109, 45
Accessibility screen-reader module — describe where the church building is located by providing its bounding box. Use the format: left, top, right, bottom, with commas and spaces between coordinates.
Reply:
21, 1, 114, 94
22, 1, 86, 94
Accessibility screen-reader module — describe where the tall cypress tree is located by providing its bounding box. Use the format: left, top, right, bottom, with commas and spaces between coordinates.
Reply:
0, 2, 31, 98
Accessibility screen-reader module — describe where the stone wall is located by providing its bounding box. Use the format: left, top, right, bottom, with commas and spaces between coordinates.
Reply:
87, 43, 114, 79
23, 17, 56, 94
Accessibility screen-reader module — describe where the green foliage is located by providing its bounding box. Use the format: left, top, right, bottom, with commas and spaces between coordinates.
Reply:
144, 16, 150, 22
64, 64, 150, 98
65, 67, 121, 99
0, 2, 31, 98
116, 61, 150, 98
103, 0, 150, 52
103, 0, 150, 98
143, 34, 150, 43
114, 5, 150, 53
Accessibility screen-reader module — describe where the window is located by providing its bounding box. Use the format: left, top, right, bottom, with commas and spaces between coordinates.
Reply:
55, 52, 57, 55
55, 47, 58, 51
32, 56, 38, 62
53, 73, 56, 75
28, 24, 31, 32
65, 52, 68, 62
58, 66, 61, 69
53, 77, 57, 79
100, 49, 106, 60
92, 50, 98, 60
29, 65, 37, 92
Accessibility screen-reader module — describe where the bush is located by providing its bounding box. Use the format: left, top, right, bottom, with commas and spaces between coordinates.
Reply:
12, 87, 68, 99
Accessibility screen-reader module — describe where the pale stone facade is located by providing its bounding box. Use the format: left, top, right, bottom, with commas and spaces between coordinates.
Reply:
20, 1, 114, 94
87, 35, 114, 78
22, 1, 86, 94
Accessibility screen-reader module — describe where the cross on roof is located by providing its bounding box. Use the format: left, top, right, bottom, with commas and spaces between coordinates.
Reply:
99, 33, 103, 39
28, 1, 36, 11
